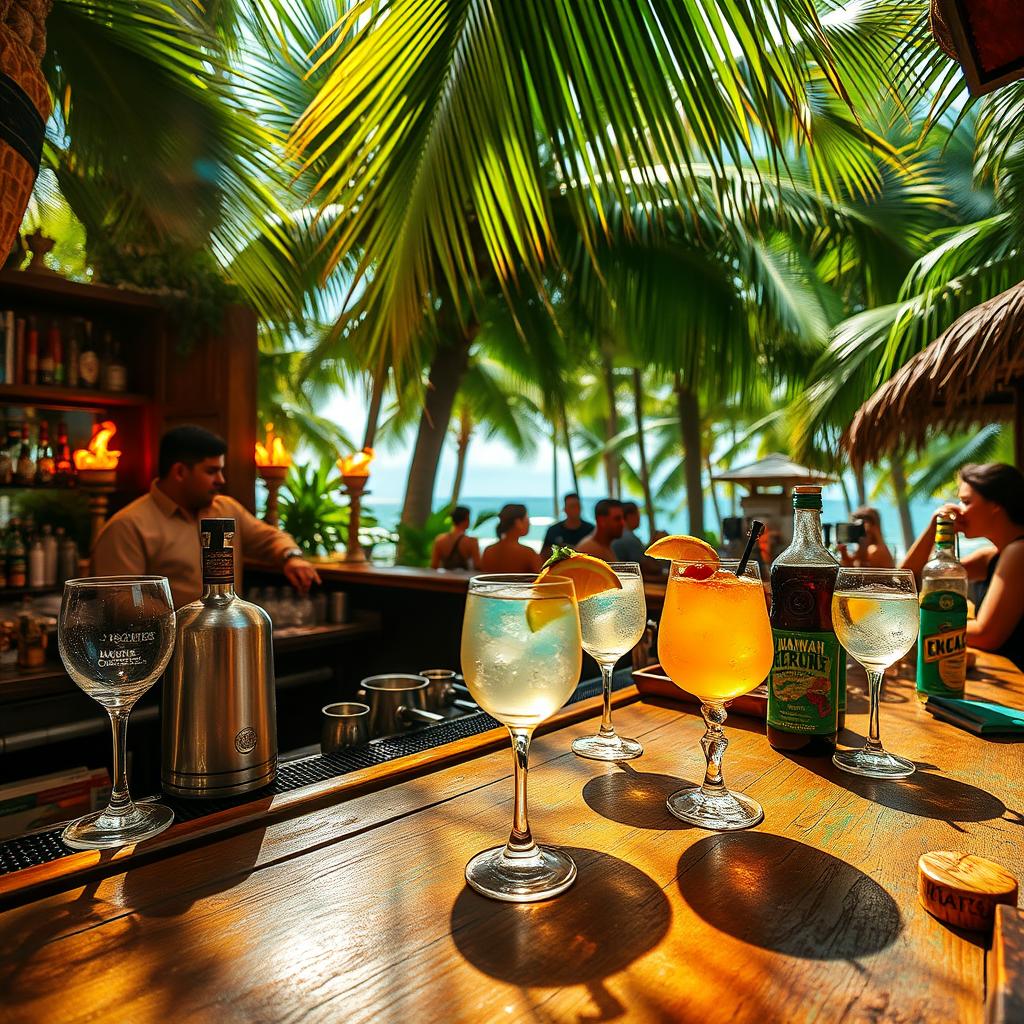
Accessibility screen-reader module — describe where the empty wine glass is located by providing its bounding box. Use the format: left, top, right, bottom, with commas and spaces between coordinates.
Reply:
58, 576, 176, 849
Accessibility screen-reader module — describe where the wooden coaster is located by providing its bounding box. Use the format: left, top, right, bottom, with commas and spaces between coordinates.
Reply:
918, 851, 1018, 932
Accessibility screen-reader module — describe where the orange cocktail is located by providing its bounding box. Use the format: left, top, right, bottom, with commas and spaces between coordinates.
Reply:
657, 558, 773, 831
660, 567, 773, 702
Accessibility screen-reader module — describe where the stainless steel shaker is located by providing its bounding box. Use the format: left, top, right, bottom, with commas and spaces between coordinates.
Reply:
162, 518, 278, 798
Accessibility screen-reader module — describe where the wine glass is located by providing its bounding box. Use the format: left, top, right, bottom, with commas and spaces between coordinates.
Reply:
460, 574, 582, 901
831, 568, 919, 779
658, 560, 774, 830
58, 576, 177, 849
572, 561, 647, 761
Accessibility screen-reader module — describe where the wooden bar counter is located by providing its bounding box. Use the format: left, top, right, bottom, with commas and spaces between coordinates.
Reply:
1, 653, 1022, 1023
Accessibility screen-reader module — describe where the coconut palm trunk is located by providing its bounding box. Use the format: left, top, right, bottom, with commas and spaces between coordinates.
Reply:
888, 453, 915, 552
705, 454, 723, 538
601, 351, 620, 497
560, 398, 580, 495
855, 466, 868, 508
399, 328, 474, 537
631, 368, 657, 537
450, 405, 472, 506
551, 425, 560, 516
362, 360, 387, 449
675, 374, 704, 536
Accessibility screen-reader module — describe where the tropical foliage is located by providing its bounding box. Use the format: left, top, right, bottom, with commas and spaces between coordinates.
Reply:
18, 0, 1022, 562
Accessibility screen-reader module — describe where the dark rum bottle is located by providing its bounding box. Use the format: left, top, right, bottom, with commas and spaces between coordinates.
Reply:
766, 485, 844, 755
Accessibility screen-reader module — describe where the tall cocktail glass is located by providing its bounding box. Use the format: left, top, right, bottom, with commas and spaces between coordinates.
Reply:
572, 562, 646, 761
461, 573, 582, 901
659, 560, 773, 830
831, 567, 919, 779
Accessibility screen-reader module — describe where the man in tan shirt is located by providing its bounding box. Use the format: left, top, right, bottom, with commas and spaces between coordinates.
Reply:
92, 425, 320, 608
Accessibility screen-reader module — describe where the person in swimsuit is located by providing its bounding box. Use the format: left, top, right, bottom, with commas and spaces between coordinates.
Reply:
903, 463, 1024, 669
478, 504, 541, 574
430, 506, 480, 571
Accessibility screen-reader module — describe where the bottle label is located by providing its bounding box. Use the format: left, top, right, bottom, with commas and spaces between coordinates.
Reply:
201, 527, 235, 584
917, 591, 967, 697
79, 351, 100, 386
767, 628, 841, 735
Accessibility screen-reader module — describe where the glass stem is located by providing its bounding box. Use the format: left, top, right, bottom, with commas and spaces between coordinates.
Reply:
106, 709, 134, 817
865, 668, 885, 752
699, 702, 729, 796
598, 662, 616, 738
505, 727, 537, 858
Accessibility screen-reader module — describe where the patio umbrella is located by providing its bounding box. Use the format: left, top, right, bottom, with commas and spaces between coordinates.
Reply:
713, 453, 834, 489
844, 280, 1024, 469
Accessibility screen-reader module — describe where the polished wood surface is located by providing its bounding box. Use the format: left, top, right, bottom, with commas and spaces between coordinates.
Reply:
1, 652, 1022, 1023
990, 906, 1024, 1024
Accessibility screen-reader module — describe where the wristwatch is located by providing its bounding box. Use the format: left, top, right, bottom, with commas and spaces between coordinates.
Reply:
282, 548, 305, 562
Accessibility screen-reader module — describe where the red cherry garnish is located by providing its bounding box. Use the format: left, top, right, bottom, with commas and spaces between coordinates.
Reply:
682, 563, 716, 581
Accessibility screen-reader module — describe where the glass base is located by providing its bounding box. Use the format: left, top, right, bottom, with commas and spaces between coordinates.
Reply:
571, 732, 643, 762
465, 844, 577, 902
666, 785, 764, 831
833, 746, 916, 779
62, 801, 174, 851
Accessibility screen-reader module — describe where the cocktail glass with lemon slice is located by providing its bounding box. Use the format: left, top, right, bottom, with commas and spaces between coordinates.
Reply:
460, 573, 581, 901
648, 536, 774, 830
536, 552, 648, 762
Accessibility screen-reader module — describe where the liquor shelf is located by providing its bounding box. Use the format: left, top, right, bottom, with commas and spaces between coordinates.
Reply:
0, 652, 1021, 1022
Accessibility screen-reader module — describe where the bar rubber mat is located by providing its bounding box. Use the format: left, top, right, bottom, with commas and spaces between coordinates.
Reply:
0, 671, 631, 875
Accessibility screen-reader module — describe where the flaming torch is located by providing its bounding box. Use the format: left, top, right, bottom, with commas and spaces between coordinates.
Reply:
73, 420, 122, 548
336, 447, 375, 563
255, 424, 292, 527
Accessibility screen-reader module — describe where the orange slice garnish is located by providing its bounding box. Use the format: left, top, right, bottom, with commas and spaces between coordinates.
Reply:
526, 551, 621, 631
644, 533, 719, 566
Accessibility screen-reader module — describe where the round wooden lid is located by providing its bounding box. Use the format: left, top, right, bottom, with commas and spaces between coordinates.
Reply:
918, 851, 1018, 932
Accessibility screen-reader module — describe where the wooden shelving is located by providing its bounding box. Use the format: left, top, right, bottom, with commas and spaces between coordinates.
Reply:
0, 384, 149, 411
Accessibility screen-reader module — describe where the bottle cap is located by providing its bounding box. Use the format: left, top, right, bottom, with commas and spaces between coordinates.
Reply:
200, 518, 236, 584
792, 485, 822, 511
918, 851, 1017, 932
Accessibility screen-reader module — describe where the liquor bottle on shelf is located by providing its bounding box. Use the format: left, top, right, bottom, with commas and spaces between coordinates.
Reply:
766, 485, 846, 755
25, 318, 38, 386
102, 331, 127, 392
0, 310, 11, 384
41, 524, 58, 586
35, 422, 55, 485
7, 520, 26, 588
27, 534, 45, 588
39, 321, 56, 385
917, 514, 969, 701
78, 320, 99, 389
14, 423, 35, 486
55, 420, 74, 486
0, 422, 13, 486
66, 320, 80, 388
0, 531, 7, 589
57, 528, 78, 584
52, 321, 64, 385
13, 318, 24, 386
162, 518, 278, 798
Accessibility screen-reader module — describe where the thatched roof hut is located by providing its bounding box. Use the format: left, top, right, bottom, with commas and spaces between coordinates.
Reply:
844, 281, 1024, 469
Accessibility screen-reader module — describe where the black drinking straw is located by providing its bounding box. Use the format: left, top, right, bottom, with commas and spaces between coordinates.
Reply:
736, 520, 765, 576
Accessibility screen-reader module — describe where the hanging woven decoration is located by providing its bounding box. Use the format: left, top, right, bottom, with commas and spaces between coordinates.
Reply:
931, 0, 1024, 96
0, 0, 52, 262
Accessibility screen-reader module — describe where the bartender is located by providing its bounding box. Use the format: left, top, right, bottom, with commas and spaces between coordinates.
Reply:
91, 425, 320, 607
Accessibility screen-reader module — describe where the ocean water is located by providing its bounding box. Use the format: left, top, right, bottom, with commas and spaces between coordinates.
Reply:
364, 489, 951, 561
